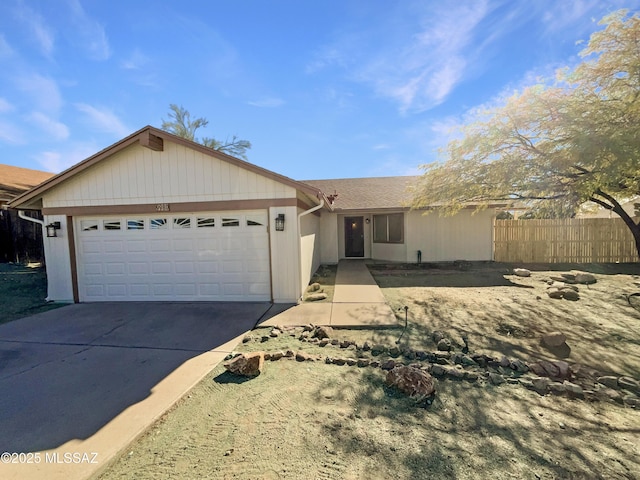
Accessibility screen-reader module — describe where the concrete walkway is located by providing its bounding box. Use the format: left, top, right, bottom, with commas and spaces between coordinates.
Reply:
260, 260, 399, 328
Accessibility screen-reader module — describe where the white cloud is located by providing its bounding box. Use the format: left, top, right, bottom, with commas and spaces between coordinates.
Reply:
0, 98, 14, 113
66, 0, 111, 60
0, 34, 15, 58
13, 2, 55, 57
36, 143, 97, 173
120, 48, 150, 70
247, 97, 285, 108
75, 103, 130, 137
308, 1, 491, 114
27, 112, 69, 140
16, 74, 63, 113
0, 120, 25, 145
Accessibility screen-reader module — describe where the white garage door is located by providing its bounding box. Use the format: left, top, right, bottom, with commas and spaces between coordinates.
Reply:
75, 211, 271, 302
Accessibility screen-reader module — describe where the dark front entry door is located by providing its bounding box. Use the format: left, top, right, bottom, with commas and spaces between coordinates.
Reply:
344, 216, 364, 257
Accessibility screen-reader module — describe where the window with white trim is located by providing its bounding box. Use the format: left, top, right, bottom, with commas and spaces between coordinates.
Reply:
197, 217, 215, 228
81, 220, 98, 231
173, 217, 191, 229
373, 213, 404, 243
103, 220, 121, 231
150, 218, 168, 229
222, 217, 240, 227
127, 219, 145, 230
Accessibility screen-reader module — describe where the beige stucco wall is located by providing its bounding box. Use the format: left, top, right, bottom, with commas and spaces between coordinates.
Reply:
42, 214, 74, 302
299, 211, 321, 296
319, 209, 495, 264
406, 209, 495, 261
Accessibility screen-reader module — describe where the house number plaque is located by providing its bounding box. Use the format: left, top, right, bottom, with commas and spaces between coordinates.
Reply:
155, 203, 170, 212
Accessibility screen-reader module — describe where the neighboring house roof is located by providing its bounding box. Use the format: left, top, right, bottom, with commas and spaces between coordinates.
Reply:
301, 176, 420, 210
9, 126, 329, 210
0, 164, 54, 202
577, 198, 639, 219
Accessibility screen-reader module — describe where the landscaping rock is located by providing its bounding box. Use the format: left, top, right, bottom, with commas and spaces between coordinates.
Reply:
381, 359, 397, 371
261, 335, 270, 343
357, 358, 370, 368
346, 358, 357, 366
432, 330, 446, 343
499, 355, 511, 368
303, 324, 315, 332
333, 358, 346, 366
362, 341, 371, 351
465, 371, 479, 382
542, 331, 567, 348
385, 366, 436, 399
513, 268, 531, 277
461, 355, 478, 366
313, 326, 334, 339
307, 282, 321, 292
575, 272, 597, 284
284, 349, 295, 358
224, 352, 264, 377
431, 365, 447, 376
510, 359, 529, 373
602, 388, 623, 403
242, 335, 253, 343
618, 376, 640, 393
622, 394, 640, 408
371, 344, 387, 355
318, 339, 330, 347
531, 377, 550, 394
565, 382, 584, 397
548, 382, 566, 394
547, 288, 564, 299
437, 338, 452, 351
270, 351, 284, 361
597, 376, 620, 389
388, 346, 401, 357
296, 351, 318, 362
369, 360, 381, 368
561, 288, 580, 301
489, 373, 505, 385
306, 292, 327, 301
447, 367, 465, 380
529, 360, 572, 381
270, 328, 282, 337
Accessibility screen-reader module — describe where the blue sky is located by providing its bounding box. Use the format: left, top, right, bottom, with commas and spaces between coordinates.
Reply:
1, 1, 638, 181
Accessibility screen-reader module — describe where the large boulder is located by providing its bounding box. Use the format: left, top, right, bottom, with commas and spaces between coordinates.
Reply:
541, 331, 567, 348
513, 268, 531, 277
574, 272, 597, 284
385, 366, 436, 399
313, 326, 334, 339
224, 352, 264, 377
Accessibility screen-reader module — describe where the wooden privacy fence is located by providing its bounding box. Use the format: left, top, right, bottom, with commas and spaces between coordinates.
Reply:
494, 218, 640, 263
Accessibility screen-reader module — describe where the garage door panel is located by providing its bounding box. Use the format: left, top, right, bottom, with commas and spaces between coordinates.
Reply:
76, 211, 271, 302
103, 241, 124, 253
129, 284, 150, 296
128, 263, 149, 275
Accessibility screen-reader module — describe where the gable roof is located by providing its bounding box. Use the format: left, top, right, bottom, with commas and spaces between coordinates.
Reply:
0, 164, 54, 202
9, 125, 329, 210
301, 176, 420, 210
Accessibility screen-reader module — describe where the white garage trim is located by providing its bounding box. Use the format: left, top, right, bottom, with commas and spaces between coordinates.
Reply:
75, 210, 270, 302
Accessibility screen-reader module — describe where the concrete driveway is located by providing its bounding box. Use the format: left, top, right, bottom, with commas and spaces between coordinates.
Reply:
0, 302, 270, 479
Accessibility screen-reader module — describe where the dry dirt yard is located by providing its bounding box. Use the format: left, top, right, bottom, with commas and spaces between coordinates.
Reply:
96, 263, 640, 480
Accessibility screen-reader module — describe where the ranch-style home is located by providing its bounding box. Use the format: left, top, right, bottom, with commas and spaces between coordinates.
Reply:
9, 126, 499, 304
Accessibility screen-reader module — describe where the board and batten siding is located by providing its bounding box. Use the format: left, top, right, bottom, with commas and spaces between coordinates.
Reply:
43, 141, 297, 208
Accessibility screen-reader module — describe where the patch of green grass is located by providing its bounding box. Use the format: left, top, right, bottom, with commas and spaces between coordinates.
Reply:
0, 264, 64, 325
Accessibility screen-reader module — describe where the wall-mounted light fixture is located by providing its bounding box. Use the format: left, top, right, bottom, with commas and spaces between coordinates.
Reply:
365, 218, 370, 224
275, 214, 285, 232
46, 221, 61, 238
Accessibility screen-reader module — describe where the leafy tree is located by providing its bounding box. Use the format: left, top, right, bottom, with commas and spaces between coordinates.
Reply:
412, 11, 640, 255
161, 104, 252, 160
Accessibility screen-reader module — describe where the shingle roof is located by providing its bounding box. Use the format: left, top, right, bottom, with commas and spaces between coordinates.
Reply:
301, 176, 420, 210
0, 164, 54, 201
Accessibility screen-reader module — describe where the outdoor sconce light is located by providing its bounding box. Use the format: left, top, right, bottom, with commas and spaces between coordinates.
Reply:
46, 222, 61, 238
275, 214, 285, 231
365, 218, 370, 224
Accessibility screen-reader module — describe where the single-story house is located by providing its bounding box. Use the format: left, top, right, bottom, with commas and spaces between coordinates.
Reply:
1, 164, 54, 263
9, 126, 500, 304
